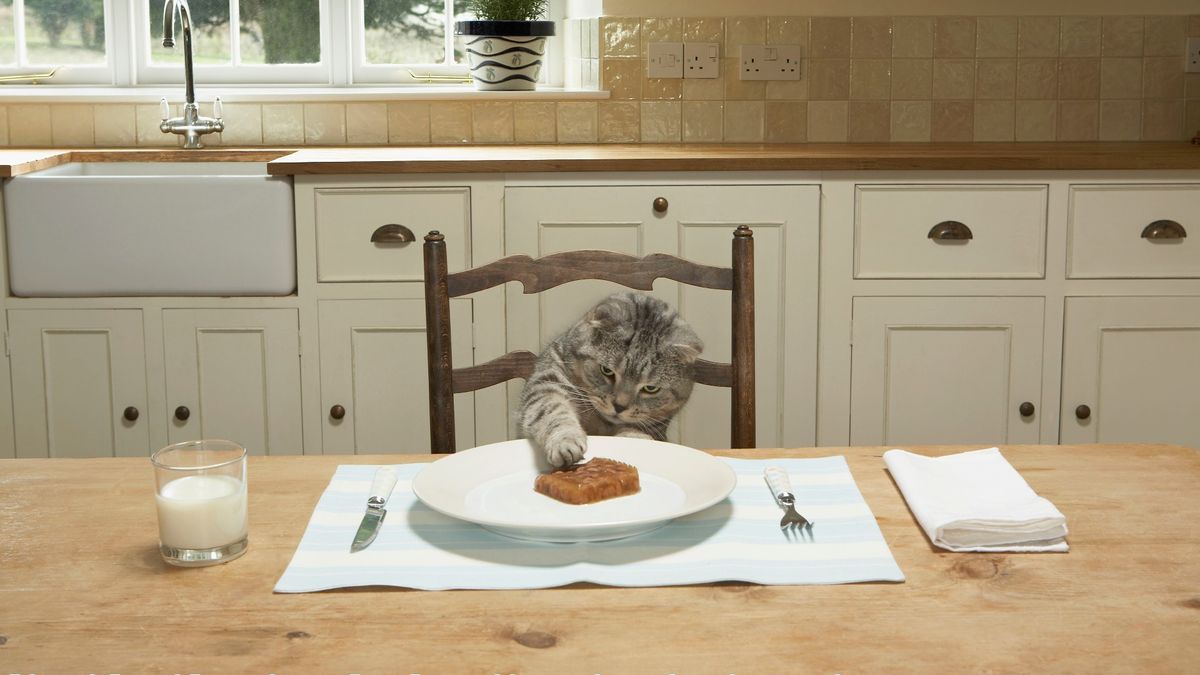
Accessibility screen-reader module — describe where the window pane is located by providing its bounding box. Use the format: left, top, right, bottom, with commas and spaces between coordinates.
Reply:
148, 0, 230, 65
0, 4, 15, 65
363, 0, 447, 65
238, 0, 320, 65
25, 0, 107, 65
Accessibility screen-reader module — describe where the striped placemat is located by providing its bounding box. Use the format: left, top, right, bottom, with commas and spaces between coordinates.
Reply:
274, 456, 905, 592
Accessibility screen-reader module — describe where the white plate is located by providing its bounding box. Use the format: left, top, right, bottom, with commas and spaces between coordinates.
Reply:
411, 436, 737, 543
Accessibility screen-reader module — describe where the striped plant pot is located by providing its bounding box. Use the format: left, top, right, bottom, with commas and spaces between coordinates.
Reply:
455, 20, 556, 91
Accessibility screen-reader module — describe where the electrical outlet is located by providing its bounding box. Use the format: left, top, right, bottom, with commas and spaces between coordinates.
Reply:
683, 42, 720, 78
1187, 37, 1200, 74
647, 42, 684, 78
739, 45, 802, 80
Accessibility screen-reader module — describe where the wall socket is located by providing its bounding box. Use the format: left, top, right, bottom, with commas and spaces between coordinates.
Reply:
683, 42, 720, 78
739, 45, 802, 81
1187, 37, 1200, 74
647, 42, 684, 78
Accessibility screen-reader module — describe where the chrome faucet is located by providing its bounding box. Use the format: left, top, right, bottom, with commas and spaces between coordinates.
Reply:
159, 0, 223, 148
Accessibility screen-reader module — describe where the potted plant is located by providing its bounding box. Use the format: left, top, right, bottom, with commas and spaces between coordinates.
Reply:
455, 0, 555, 91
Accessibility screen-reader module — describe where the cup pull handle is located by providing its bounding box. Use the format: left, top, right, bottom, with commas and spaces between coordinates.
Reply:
928, 220, 973, 241
1141, 220, 1187, 240
370, 224, 415, 245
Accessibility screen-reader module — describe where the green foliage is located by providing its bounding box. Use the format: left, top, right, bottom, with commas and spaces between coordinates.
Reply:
26, 0, 104, 48
460, 0, 548, 22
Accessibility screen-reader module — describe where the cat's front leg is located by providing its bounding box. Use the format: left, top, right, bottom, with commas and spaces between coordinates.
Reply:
520, 387, 588, 468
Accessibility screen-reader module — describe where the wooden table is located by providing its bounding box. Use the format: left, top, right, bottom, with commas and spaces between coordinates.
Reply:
2, 444, 1197, 672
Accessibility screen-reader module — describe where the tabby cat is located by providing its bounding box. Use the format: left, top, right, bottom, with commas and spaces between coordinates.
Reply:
519, 291, 703, 468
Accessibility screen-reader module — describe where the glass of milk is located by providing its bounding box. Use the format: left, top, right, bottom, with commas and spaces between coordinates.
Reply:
151, 439, 248, 567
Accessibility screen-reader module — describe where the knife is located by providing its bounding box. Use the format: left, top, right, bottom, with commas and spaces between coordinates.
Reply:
350, 467, 398, 553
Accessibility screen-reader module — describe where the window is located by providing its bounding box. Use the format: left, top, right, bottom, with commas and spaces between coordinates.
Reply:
0, 0, 563, 86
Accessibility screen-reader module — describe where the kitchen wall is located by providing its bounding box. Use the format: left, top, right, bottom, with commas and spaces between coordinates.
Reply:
1, 13, 1197, 147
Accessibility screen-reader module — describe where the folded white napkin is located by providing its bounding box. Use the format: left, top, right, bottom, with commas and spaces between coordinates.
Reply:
883, 447, 1068, 552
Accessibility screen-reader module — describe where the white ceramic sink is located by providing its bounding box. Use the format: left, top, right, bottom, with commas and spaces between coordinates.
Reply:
3, 162, 295, 297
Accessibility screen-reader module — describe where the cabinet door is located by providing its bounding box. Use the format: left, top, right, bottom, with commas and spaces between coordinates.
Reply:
162, 309, 302, 456
1061, 296, 1200, 446
9, 309, 150, 458
505, 185, 820, 449
318, 299, 475, 454
850, 297, 1045, 446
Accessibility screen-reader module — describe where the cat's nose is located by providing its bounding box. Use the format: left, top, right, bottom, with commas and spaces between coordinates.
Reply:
612, 403, 627, 414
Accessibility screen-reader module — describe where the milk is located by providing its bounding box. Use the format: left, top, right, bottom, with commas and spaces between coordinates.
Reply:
155, 474, 248, 550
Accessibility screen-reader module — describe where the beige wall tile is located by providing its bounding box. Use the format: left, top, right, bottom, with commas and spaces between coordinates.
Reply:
1060, 16, 1101, 57
724, 100, 765, 142
724, 58, 767, 100
1143, 16, 1185, 57
136, 103, 177, 146
890, 100, 931, 142
603, 58, 643, 99
1100, 58, 1143, 100
1016, 58, 1058, 99
807, 100, 848, 142
684, 18, 724, 45
893, 17, 933, 58
767, 79, 808, 101
1190, 15, 1200, 36
1057, 59, 1100, 100
1099, 100, 1143, 140
1057, 100, 1099, 140
977, 17, 1017, 58
1186, 101, 1200, 139
727, 16, 766, 46
765, 101, 806, 142
9, 104, 53, 146
683, 77, 724, 101
0, 107, 7, 146
932, 59, 974, 100
94, 105, 136, 147
852, 17, 892, 59
430, 102, 472, 144
641, 101, 681, 142
935, 17, 976, 58
602, 17, 640, 58
1142, 100, 1184, 140
643, 77, 683, 100
1143, 57, 1184, 99
346, 103, 387, 145
513, 102, 556, 143
891, 59, 932, 99
683, 101, 724, 143
598, 102, 639, 143
849, 101, 890, 142
1015, 100, 1056, 140
472, 102, 515, 144
641, 18, 682, 58
304, 103, 346, 145
1101, 16, 1143, 57
1018, 16, 1059, 57
557, 102, 598, 143
387, 102, 430, 144
218, 103, 262, 146
808, 59, 850, 100
932, 100, 974, 141
1188, 73, 1200, 100
851, 59, 891, 100
975, 59, 1016, 100
767, 16, 809, 47
262, 104, 304, 145
974, 100, 1015, 141
810, 17, 851, 58
51, 104, 94, 147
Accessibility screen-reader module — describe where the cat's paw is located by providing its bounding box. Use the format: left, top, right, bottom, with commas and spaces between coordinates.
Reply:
614, 428, 653, 440
545, 430, 587, 468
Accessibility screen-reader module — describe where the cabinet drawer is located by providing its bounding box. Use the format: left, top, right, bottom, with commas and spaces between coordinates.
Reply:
314, 186, 470, 282
854, 185, 1047, 279
1067, 184, 1200, 279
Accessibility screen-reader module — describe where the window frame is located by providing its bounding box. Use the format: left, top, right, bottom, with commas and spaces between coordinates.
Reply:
0, 0, 118, 84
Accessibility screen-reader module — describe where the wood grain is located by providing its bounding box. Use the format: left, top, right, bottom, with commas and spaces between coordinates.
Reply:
1, 444, 1197, 672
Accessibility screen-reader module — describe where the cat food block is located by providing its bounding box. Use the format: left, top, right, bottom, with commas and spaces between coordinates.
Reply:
535, 457, 641, 505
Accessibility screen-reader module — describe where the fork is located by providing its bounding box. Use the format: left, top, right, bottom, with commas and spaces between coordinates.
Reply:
764, 467, 814, 540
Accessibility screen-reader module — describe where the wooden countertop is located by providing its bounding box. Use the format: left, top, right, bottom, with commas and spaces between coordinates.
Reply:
2, 444, 1197, 672
2, 143, 1199, 177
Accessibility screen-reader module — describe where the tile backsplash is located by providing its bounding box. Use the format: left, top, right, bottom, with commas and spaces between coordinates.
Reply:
3, 13, 1199, 147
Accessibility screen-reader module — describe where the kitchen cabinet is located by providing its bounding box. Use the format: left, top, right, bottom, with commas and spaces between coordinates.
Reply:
1060, 296, 1200, 446
504, 183, 820, 449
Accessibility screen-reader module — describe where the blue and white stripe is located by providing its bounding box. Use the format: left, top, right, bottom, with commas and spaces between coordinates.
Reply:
274, 457, 905, 592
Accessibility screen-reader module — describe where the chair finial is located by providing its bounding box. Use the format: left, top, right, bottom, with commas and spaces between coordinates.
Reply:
425, 230, 444, 242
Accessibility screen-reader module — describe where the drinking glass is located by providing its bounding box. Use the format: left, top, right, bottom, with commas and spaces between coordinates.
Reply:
151, 439, 248, 566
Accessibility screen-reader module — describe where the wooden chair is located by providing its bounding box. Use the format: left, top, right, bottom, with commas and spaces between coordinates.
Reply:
422, 225, 755, 454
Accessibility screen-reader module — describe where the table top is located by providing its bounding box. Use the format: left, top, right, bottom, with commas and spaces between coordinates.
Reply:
2, 444, 1197, 672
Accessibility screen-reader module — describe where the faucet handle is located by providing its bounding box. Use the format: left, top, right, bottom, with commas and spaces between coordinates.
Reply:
160, 97, 171, 121
212, 96, 223, 120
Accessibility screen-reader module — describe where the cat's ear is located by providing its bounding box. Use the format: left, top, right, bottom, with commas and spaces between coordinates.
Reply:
586, 295, 630, 328
672, 342, 702, 364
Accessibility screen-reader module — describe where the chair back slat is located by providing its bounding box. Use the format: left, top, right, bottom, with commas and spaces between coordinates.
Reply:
447, 251, 733, 298
452, 351, 537, 394
693, 359, 732, 387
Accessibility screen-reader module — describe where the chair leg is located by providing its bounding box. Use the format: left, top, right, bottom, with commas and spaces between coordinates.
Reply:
731, 225, 755, 449
424, 231, 456, 453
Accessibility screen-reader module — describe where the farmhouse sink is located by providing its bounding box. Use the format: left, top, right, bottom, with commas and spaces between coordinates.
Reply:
3, 162, 295, 297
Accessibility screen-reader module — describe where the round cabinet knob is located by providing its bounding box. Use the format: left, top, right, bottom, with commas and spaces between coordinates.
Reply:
330, 404, 346, 420
1075, 404, 1092, 420
123, 406, 139, 422
174, 406, 191, 422
1019, 401, 1035, 417
652, 197, 669, 213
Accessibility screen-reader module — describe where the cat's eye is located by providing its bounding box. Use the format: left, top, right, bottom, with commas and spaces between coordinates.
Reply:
600, 365, 615, 377
642, 385, 661, 394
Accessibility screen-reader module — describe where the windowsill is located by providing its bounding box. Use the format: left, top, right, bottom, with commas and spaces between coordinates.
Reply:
0, 85, 610, 103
